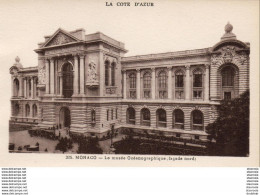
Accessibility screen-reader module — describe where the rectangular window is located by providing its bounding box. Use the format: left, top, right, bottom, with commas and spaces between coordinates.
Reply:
129, 91, 136, 99
193, 74, 202, 87
115, 108, 118, 119
144, 91, 150, 99
175, 90, 184, 99
193, 90, 202, 99
176, 75, 184, 87
107, 110, 109, 121
159, 91, 167, 99
111, 109, 113, 120
224, 92, 231, 100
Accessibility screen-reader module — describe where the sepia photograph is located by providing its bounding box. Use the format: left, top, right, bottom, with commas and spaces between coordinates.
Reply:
0, 0, 259, 166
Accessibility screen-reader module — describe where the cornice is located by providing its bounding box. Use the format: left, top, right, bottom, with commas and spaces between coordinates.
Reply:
121, 48, 210, 63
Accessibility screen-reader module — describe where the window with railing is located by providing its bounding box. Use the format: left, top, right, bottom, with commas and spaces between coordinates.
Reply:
32, 104, 37, 118
111, 62, 116, 86
173, 109, 184, 129
193, 69, 203, 99
175, 70, 184, 99
143, 72, 151, 99
107, 109, 109, 121
141, 108, 150, 126
91, 110, 96, 123
191, 110, 203, 131
105, 61, 109, 86
25, 104, 30, 117
126, 107, 135, 125
13, 78, 19, 97
158, 71, 167, 99
156, 108, 167, 128
221, 66, 235, 100
14, 103, 19, 116
129, 73, 136, 99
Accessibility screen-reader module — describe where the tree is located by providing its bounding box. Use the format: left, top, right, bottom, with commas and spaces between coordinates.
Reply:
206, 90, 249, 156
77, 137, 103, 154
55, 137, 73, 153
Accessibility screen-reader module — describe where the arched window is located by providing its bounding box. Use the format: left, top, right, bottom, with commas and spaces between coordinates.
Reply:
221, 66, 235, 100
32, 104, 37, 118
126, 107, 135, 125
158, 71, 167, 99
173, 109, 184, 129
35, 78, 39, 97
14, 103, 19, 116
28, 79, 31, 98
141, 108, 150, 126
156, 108, 167, 127
105, 61, 110, 86
193, 69, 203, 99
91, 110, 96, 123
111, 62, 116, 86
13, 78, 19, 97
107, 109, 109, 121
62, 63, 73, 98
143, 72, 151, 99
191, 110, 203, 130
175, 70, 184, 99
129, 73, 136, 99
25, 104, 30, 117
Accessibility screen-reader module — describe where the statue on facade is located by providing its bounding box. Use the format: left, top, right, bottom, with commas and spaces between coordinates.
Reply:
88, 61, 97, 82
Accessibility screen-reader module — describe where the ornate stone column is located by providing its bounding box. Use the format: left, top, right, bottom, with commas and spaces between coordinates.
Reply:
45, 60, 50, 94
151, 68, 156, 99
204, 64, 210, 101
11, 77, 14, 97
185, 65, 190, 100
136, 69, 140, 99
123, 70, 127, 99
79, 55, 85, 95
167, 67, 172, 99
73, 55, 79, 95
50, 58, 55, 94
59, 75, 63, 96
24, 78, 27, 98
18, 77, 23, 97
31, 77, 34, 99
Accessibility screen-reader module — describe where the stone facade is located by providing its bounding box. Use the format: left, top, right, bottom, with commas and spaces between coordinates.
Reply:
9, 23, 250, 140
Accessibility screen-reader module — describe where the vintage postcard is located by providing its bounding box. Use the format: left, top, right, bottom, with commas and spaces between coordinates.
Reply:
0, 0, 259, 166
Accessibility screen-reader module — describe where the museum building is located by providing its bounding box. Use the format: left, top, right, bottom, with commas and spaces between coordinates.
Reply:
9, 23, 250, 141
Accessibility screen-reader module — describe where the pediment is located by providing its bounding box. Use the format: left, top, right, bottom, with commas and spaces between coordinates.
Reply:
211, 39, 248, 52
42, 29, 79, 48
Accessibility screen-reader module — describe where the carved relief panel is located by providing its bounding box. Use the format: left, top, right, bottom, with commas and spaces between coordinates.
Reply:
211, 46, 249, 67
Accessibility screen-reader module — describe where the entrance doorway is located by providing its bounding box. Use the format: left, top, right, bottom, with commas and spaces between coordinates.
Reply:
59, 107, 71, 128
62, 63, 73, 98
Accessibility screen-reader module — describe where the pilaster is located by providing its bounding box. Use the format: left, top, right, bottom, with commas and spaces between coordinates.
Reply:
185, 65, 190, 100
136, 68, 140, 99
45, 60, 50, 94
151, 68, 156, 99
204, 64, 210, 101
167, 67, 172, 99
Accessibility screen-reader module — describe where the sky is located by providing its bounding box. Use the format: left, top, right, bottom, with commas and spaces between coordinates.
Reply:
0, 0, 259, 127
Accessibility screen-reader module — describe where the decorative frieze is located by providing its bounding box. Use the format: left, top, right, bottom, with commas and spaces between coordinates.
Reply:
46, 32, 76, 47
210, 46, 249, 66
